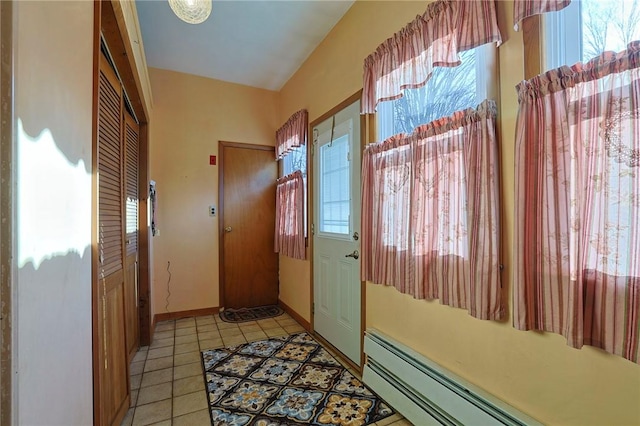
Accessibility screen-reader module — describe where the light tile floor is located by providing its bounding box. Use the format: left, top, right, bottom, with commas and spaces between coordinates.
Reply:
121, 312, 411, 426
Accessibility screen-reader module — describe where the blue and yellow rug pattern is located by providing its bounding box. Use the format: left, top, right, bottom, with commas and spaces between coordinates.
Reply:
201, 332, 394, 425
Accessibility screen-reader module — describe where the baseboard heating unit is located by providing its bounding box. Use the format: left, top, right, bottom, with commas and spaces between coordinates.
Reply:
363, 329, 541, 426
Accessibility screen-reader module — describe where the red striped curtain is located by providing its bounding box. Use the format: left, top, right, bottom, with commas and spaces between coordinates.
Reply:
276, 109, 308, 160
275, 170, 305, 260
514, 42, 640, 363
361, 0, 502, 114
361, 100, 502, 319
513, 0, 571, 30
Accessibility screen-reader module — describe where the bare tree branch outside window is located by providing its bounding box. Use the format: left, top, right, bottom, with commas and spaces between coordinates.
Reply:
582, 0, 640, 62
390, 49, 477, 135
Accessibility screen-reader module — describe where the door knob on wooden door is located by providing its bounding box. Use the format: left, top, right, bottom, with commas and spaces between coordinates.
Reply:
224, 226, 233, 233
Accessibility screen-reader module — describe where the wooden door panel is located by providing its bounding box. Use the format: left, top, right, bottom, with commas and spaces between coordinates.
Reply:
124, 114, 139, 360
98, 273, 129, 425
221, 143, 278, 308
96, 52, 129, 426
124, 255, 138, 359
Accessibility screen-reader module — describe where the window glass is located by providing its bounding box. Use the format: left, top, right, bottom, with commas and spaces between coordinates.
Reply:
377, 48, 478, 142
319, 135, 350, 235
545, 0, 640, 70
282, 144, 307, 177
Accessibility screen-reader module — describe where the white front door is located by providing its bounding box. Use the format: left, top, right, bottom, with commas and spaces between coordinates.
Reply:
313, 100, 361, 365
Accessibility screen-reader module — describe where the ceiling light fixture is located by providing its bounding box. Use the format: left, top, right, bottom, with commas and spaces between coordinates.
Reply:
168, 0, 212, 24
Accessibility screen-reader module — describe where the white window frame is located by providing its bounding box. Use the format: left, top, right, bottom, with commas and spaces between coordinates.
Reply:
543, 0, 583, 71
376, 43, 496, 142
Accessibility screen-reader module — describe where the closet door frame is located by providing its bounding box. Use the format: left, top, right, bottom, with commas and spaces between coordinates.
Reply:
92, 1, 151, 424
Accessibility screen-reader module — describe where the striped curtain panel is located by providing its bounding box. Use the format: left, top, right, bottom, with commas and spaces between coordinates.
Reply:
362, 100, 503, 320
274, 170, 305, 260
276, 109, 308, 159
513, 0, 571, 30
514, 42, 640, 363
361, 0, 502, 114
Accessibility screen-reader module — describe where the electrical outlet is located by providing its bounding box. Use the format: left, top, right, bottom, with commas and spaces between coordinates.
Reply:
209, 205, 216, 217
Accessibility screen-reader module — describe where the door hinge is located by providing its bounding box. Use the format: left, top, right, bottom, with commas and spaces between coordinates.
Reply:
311, 223, 315, 235
312, 302, 315, 315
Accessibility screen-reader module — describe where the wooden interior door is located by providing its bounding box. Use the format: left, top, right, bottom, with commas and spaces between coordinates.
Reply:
124, 112, 139, 361
96, 51, 129, 426
220, 142, 279, 308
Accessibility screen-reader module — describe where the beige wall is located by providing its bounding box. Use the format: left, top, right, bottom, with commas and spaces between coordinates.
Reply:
148, 68, 279, 315
14, 1, 94, 424
278, 1, 640, 424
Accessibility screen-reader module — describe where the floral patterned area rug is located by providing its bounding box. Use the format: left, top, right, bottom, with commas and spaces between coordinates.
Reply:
201, 332, 394, 425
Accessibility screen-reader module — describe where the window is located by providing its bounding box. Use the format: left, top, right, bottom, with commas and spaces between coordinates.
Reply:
377, 45, 493, 142
274, 109, 308, 260
544, 0, 640, 70
318, 135, 350, 235
281, 144, 307, 177
279, 145, 307, 238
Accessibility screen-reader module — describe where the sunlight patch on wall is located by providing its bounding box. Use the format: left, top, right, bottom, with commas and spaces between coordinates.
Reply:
17, 118, 91, 269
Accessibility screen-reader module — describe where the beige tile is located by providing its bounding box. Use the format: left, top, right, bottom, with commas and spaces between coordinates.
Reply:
174, 361, 203, 380
154, 321, 175, 332
121, 407, 134, 426
148, 421, 171, 426
238, 320, 258, 326
264, 327, 288, 337
199, 338, 224, 350
173, 390, 208, 418
174, 351, 201, 366
175, 342, 199, 355
149, 337, 174, 349
197, 331, 220, 341
283, 324, 305, 333
257, 318, 279, 329
132, 399, 171, 426
276, 317, 299, 327
216, 321, 239, 330
390, 419, 412, 426
375, 413, 404, 426
153, 330, 174, 340
243, 331, 267, 341
130, 389, 139, 407
132, 350, 148, 364
239, 324, 262, 333
140, 367, 173, 388
219, 327, 241, 337
130, 361, 145, 376
144, 356, 173, 373
222, 336, 247, 347
175, 326, 197, 337
196, 323, 217, 333
136, 382, 172, 406
173, 409, 210, 426
212, 314, 222, 322
175, 333, 198, 345
176, 319, 196, 329
195, 315, 215, 325
173, 375, 206, 397
147, 346, 173, 360
130, 374, 142, 391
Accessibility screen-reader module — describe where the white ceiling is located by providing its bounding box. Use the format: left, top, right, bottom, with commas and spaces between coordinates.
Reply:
136, 0, 355, 91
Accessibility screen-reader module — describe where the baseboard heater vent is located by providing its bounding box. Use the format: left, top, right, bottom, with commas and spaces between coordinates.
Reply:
363, 329, 541, 426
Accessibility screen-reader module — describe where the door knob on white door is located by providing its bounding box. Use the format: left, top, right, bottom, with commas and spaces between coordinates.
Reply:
345, 250, 359, 259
